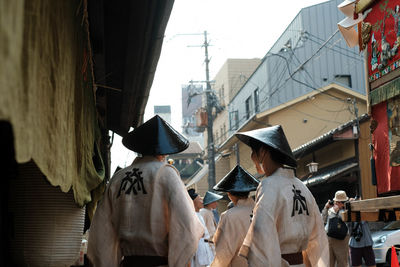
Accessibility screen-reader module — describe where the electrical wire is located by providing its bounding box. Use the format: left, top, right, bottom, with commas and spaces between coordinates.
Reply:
305, 31, 363, 58
288, 47, 321, 89
264, 52, 348, 103
306, 35, 364, 62
226, 29, 364, 133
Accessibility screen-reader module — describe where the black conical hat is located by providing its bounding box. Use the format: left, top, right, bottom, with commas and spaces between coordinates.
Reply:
122, 115, 189, 155
203, 191, 223, 206
235, 125, 297, 167
213, 165, 259, 193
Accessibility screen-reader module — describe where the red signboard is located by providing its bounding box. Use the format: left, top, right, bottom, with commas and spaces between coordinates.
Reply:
372, 101, 400, 194
366, 0, 400, 83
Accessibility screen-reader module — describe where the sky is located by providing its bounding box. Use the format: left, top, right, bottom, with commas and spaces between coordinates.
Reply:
111, 0, 330, 171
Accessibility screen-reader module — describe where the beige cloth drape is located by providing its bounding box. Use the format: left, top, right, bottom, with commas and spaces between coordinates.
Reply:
211, 198, 255, 267
239, 168, 329, 267
88, 156, 204, 267
0, 0, 105, 208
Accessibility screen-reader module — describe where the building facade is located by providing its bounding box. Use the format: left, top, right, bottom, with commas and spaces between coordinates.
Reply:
294, 114, 377, 208
211, 58, 261, 147
219, 84, 368, 176
182, 84, 205, 147
228, 0, 366, 137
154, 105, 172, 124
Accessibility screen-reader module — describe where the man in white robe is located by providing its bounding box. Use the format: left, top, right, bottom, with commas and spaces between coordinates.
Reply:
236, 125, 329, 267
189, 189, 215, 267
200, 191, 222, 240
88, 115, 204, 267
211, 165, 259, 267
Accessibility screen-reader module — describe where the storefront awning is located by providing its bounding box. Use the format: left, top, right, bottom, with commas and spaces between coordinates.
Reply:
185, 163, 208, 188
303, 162, 358, 187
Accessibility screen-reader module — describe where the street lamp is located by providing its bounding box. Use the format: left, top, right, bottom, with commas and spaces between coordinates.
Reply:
307, 162, 319, 174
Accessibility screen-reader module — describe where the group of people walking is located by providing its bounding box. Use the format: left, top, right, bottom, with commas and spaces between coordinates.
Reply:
87, 115, 330, 266
188, 164, 260, 267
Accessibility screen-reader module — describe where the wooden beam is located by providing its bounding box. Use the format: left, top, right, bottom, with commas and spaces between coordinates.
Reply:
341, 210, 379, 221
355, 0, 377, 14
348, 195, 400, 211
340, 196, 400, 221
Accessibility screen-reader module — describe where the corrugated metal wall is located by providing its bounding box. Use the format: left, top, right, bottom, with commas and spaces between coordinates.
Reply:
9, 161, 85, 266
228, 0, 365, 135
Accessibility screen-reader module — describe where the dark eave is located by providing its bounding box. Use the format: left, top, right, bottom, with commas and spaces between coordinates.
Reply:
302, 160, 358, 187
88, 0, 174, 136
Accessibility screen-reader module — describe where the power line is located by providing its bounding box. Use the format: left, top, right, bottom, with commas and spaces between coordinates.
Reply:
264, 52, 348, 103
256, 30, 343, 104
226, 29, 365, 133
288, 47, 321, 89
292, 29, 339, 74
286, 29, 363, 59
306, 35, 364, 62
305, 31, 363, 58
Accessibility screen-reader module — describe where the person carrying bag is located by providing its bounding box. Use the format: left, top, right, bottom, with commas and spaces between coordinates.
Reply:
327, 214, 348, 240
322, 190, 350, 267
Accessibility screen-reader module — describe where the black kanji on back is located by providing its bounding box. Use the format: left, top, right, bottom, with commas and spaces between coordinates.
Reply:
291, 184, 309, 216
117, 168, 147, 197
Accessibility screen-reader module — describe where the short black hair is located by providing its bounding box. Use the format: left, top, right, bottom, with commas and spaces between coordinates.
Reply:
230, 191, 250, 198
249, 139, 286, 165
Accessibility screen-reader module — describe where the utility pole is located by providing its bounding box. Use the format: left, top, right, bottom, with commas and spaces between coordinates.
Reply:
203, 31, 216, 190
183, 31, 216, 190
353, 97, 362, 197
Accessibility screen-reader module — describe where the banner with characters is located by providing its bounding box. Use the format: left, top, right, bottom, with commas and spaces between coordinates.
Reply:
367, 0, 400, 83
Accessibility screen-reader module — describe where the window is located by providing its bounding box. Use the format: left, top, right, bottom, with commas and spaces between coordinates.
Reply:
223, 124, 226, 140
229, 110, 239, 130
245, 96, 253, 119
254, 88, 259, 113
334, 75, 352, 88
220, 85, 225, 106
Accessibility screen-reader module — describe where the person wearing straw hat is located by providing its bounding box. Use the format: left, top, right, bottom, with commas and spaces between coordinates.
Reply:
200, 191, 223, 241
321, 190, 351, 267
211, 165, 259, 267
88, 115, 204, 267
188, 189, 215, 267
235, 125, 329, 267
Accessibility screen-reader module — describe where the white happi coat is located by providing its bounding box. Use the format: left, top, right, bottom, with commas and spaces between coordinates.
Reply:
239, 168, 329, 267
87, 156, 204, 267
191, 212, 215, 267
211, 197, 255, 267
200, 208, 217, 238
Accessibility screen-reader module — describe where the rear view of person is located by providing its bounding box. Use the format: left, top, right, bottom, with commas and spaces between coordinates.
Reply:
189, 189, 215, 267
211, 165, 259, 267
200, 191, 223, 241
235, 125, 329, 266
88, 115, 204, 267
349, 197, 376, 267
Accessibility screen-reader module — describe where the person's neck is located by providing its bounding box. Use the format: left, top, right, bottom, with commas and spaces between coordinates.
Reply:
155, 155, 166, 162
264, 162, 282, 176
228, 194, 239, 205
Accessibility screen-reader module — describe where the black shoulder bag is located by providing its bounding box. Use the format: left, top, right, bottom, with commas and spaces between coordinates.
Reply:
351, 222, 363, 241
327, 215, 348, 240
